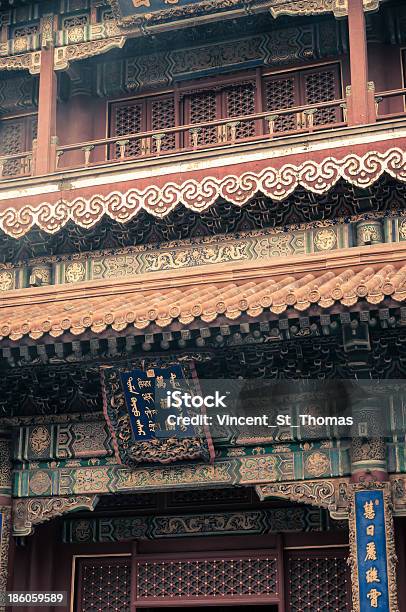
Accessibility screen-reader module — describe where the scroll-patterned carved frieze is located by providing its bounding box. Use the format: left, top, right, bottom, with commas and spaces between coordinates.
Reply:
0, 51, 40, 75
99, 23, 338, 96
0, 148, 405, 239
108, 0, 381, 26
54, 37, 126, 71
63, 506, 342, 543
12, 495, 99, 536
269, 0, 380, 18
256, 478, 350, 518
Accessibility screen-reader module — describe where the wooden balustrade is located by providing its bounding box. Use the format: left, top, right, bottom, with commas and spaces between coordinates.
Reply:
0, 86, 405, 181
375, 87, 406, 120
55, 98, 347, 172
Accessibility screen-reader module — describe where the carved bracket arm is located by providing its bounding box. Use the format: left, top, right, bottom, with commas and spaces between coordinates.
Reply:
12, 495, 99, 537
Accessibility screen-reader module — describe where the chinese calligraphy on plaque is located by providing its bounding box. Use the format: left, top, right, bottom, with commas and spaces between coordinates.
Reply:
355, 490, 390, 609
120, 364, 195, 441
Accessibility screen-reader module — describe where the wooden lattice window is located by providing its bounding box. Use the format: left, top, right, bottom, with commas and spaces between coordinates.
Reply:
110, 94, 176, 158
186, 89, 219, 145
0, 115, 36, 177
136, 554, 278, 602
286, 552, 351, 611
75, 557, 131, 612
223, 82, 256, 139
264, 64, 341, 132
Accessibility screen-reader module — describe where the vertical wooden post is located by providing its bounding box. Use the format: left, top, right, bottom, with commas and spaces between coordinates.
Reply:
347, 0, 375, 125
35, 46, 57, 175
0, 435, 12, 612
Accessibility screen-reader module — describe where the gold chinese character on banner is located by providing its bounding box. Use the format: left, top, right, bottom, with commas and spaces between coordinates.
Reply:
364, 500, 376, 520
138, 379, 152, 389
127, 377, 138, 394
130, 397, 141, 417
170, 372, 180, 388
367, 588, 381, 608
132, 0, 150, 7
145, 408, 157, 419
366, 525, 375, 536
136, 420, 146, 436
156, 376, 166, 389
365, 542, 378, 562
366, 567, 380, 584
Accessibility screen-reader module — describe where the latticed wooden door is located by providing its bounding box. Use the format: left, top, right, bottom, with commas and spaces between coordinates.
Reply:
222, 82, 256, 140
300, 64, 341, 126
184, 88, 220, 146
0, 114, 36, 177
75, 556, 132, 612
285, 550, 351, 611
263, 63, 341, 133
110, 94, 176, 158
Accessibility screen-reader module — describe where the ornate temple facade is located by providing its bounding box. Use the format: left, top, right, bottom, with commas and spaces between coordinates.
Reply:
0, 0, 405, 610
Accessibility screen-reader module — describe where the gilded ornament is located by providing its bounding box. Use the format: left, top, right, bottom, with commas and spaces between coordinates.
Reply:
305, 451, 330, 477
398, 219, 406, 240
356, 221, 383, 245
314, 228, 337, 251
67, 26, 85, 43
65, 262, 86, 283
29, 471, 52, 496
30, 266, 51, 285
29, 427, 51, 454
0, 271, 13, 291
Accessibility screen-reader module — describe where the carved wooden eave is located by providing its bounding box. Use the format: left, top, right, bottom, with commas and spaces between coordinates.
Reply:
255, 478, 350, 519
107, 0, 382, 28
0, 145, 404, 239
269, 0, 381, 19
0, 51, 41, 75
12, 495, 99, 536
54, 37, 126, 71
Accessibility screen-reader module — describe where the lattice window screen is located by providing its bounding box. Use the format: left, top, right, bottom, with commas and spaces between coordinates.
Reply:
188, 90, 218, 145
264, 76, 297, 132
112, 102, 143, 157
286, 555, 350, 611
224, 82, 256, 139
0, 116, 36, 177
136, 556, 278, 600
150, 96, 176, 152
303, 68, 340, 125
75, 557, 131, 612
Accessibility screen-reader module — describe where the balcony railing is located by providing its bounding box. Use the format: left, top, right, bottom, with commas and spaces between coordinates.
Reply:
0, 151, 32, 180
0, 88, 405, 181
56, 98, 346, 171
375, 87, 406, 121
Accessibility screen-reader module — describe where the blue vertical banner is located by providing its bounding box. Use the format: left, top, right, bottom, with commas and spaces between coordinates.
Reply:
355, 489, 390, 610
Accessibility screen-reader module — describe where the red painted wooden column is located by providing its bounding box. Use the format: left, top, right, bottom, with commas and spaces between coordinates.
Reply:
34, 46, 57, 175
347, 0, 375, 125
